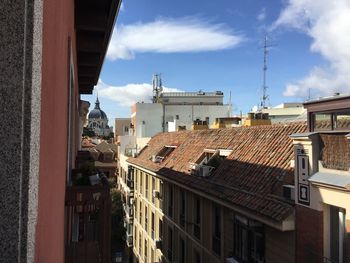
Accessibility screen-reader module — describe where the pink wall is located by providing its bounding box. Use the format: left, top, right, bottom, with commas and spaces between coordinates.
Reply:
35, 0, 79, 261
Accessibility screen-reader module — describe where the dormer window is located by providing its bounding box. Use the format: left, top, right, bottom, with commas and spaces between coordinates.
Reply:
190, 149, 232, 176
151, 145, 177, 163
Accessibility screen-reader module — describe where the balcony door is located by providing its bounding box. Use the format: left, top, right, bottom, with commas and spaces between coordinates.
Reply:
330, 206, 345, 263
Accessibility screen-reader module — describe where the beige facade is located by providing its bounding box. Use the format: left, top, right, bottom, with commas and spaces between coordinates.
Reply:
127, 165, 296, 263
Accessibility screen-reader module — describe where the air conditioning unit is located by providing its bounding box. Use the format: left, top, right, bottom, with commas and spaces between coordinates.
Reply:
198, 165, 212, 177
283, 185, 295, 201
155, 239, 162, 249
151, 155, 163, 163
152, 190, 161, 199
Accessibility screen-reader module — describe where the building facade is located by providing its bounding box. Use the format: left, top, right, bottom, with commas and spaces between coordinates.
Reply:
0, 0, 120, 262
130, 91, 231, 138
88, 97, 113, 137
120, 123, 307, 263
291, 94, 350, 262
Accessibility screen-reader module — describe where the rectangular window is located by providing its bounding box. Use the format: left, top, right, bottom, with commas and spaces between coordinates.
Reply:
330, 205, 345, 262
145, 173, 149, 199
152, 177, 156, 203
234, 215, 264, 263
168, 184, 173, 218
180, 190, 185, 227
179, 237, 185, 263
151, 212, 155, 239
193, 198, 201, 240
312, 110, 350, 131
139, 233, 142, 256
160, 181, 164, 210
145, 206, 148, 231
159, 218, 163, 239
144, 239, 148, 262
139, 201, 142, 224
140, 172, 143, 194
135, 170, 138, 191
168, 227, 173, 262
212, 205, 221, 256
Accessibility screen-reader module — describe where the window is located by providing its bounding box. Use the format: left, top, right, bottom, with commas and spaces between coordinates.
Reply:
151, 212, 155, 239
176, 115, 179, 120
159, 219, 163, 239
179, 237, 185, 263
145, 206, 148, 231
330, 206, 345, 262
160, 181, 164, 210
312, 110, 350, 131
234, 215, 264, 263
212, 205, 221, 256
152, 145, 177, 163
193, 198, 201, 240
152, 177, 156, 203
168, 227, 173, 262
124, 126, 129, 133
139, 233, 142, 256
144, 239, 148, 262
139, 201, 142, 223
168, 184, 173, 218
140, 172, 143, 194
180, 190, 185, 227
145, 173, 149, 199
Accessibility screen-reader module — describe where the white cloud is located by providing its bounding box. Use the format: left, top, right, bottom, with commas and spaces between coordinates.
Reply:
257, 8, 266, 21
106, 17, 244, 60
95, 80, 183, 107
272, 0, 350, 97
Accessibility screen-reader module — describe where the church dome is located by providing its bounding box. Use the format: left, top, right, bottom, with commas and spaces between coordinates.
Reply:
88, 97, 108, 120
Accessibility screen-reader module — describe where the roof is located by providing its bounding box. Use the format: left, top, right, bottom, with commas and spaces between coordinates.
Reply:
309, 171, 350, 190
95, 141, 118, 153
128, 122, 307, 223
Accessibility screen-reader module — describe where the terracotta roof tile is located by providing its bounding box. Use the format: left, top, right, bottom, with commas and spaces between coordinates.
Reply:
128, 122, 307, 222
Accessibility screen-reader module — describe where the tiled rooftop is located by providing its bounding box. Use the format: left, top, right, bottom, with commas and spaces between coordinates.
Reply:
128, 122, 307, 222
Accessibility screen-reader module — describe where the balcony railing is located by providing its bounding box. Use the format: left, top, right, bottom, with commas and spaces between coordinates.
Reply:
65, 184, 111, 263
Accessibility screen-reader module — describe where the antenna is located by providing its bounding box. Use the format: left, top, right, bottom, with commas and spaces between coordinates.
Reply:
260, 34, 275, 110
152, 73, 163, 103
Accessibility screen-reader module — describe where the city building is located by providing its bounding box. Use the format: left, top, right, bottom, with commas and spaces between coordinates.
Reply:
290, 94, 350, 262
131, 91, 231, 138
88, 97, 113, 137
121, 122, 307, 263
115, 118, 132, 142
0, 0, 121, 262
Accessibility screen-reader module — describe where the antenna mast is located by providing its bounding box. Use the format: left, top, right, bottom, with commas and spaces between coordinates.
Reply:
152, 73, 163, 103
260, 34, 273, 110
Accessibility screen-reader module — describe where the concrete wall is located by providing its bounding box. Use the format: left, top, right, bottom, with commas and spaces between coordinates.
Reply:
0, 0, 43, 262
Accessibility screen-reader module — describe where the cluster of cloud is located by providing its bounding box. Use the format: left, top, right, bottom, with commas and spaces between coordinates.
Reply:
95, 80, 183, 107
271, 0, 350, 97
106, 17, 244, 60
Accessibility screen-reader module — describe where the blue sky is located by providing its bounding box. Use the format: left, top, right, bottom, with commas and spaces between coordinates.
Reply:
82, 0, 350, 124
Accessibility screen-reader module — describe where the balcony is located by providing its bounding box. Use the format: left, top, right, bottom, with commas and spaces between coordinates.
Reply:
126, 234, 133, 247
65, 184, 111, 263
127, 179, 134, 190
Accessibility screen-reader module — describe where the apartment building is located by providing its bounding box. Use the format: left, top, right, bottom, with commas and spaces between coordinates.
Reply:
130, 91, 231, 138
122, 122, 307, 263
290, 94, 350, 262
0, 0, 120, 261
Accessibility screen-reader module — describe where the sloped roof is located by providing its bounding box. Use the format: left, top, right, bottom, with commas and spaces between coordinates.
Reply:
128, 122, 307, 222
95, 141, 118, 153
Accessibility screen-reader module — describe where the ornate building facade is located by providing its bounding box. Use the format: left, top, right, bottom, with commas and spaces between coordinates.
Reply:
88, 97, 112, 137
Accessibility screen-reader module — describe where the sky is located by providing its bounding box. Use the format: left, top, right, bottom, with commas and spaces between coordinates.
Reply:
82, 0, 350, 124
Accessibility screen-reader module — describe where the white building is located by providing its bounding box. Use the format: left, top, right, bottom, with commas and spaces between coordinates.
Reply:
131, 91, 231, 138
